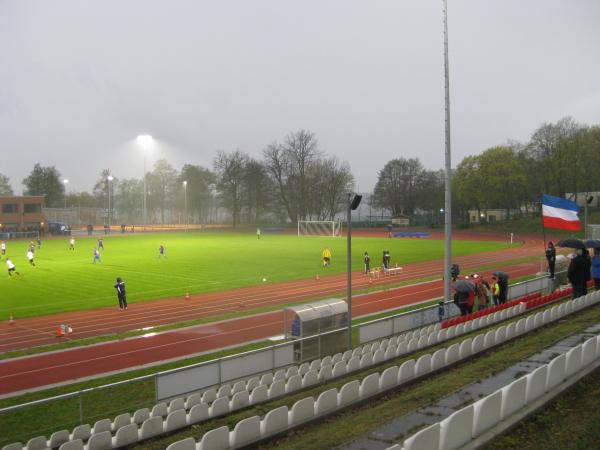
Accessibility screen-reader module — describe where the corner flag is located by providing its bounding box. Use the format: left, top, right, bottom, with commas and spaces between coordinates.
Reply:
542, 194, 581, 231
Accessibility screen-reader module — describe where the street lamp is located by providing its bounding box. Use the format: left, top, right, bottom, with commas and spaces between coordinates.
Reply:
63, 179, 69, 209
107, 175, 114, 230
136, 135, 154, 231
183, 180, 188, 231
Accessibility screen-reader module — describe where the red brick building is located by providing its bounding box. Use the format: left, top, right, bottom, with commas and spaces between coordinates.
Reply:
0, 196, 46, 233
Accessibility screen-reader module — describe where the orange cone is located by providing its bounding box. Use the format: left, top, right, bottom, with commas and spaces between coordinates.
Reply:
185, 293, 190, 301
9, 314, 14, 325
56, 325, 64, 337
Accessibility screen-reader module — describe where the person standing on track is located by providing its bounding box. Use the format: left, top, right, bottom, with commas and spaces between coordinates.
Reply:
322, 248, 331, 267
382, 250, 390, 272
363, 252, 370, 274
545, 241, 556, 279
114, 277, 128, 310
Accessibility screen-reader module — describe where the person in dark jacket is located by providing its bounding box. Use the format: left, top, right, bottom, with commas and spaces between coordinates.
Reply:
363, 252, 371, 274
545, 241, 556, 279
568, 249, 588, 299
382, 250, 390, 271
114, 277, 128, 310
592, 248, 600, 291
584, 249, 592, 295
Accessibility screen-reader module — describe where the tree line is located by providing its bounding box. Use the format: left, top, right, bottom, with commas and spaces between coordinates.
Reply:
1, 118, 598, 226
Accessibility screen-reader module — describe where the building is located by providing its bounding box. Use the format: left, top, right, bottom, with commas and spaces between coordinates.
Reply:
0, 196, 46, 233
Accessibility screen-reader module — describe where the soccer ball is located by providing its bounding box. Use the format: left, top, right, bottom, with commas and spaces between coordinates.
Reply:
262, 277, 267, 282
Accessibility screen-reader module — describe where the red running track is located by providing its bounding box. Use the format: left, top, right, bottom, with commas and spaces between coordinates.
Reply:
0, 232, 544, 353
0, 260, 540, 396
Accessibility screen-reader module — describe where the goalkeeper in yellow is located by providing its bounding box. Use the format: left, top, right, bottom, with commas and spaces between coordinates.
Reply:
322, 248, 331, 267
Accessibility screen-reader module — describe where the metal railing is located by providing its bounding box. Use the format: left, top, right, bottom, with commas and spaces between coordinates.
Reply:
0, 272, 557, 447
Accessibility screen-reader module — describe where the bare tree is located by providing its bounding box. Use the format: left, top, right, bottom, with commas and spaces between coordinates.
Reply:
214, 150, 248, 227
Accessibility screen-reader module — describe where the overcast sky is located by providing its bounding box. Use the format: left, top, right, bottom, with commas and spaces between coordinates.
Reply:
1, 0, 599, 194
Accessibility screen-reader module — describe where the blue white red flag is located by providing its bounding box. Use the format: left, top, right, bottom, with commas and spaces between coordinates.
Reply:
542, 194, 581, 231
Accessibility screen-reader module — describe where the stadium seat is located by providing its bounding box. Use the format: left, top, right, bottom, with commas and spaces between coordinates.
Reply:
288, 397, 315, 426
298, 362, 310, 376
380, 366, 399, 391
166, 437, 196, 450
92, 419, 112, 434
384, 346, 396, 361
132, 408, 150, 426
565, 345, 583, 378
445, 343, 460, 365
483, 330, 495, 349
285, 374, 302, 393
407, 338, 419, 353
459, 338, 472, 359
113, 423, 138, 447
546, 354, 567, 391
338, 380, 360, 408
396, 341, 408, 357
209, 396, 230, 418
495, 326, 506, 344
25, 437, 47, 450
342, 350, 353, 361
185, 393, 202, 410
359, 352, 373, 369
150, 402, 168, 418
315, 388, 338, 416
245, 377, 260, 393
260, 406, 289, 437
463, 321, 472, 334
59, 439, 84, 450
346, 356, 360, 373
431, 349, 446, 371
440, 405, 474, 450
417, 335, 428, 350
49, 430, 70, 448
71, 424, 92, 441
437, 329, 447, 342
455, 323, 465, 336
525, 365, 548, 404
321, 355, 332, 367
373, 348, 386, 365
229, 416, 260, 448
318, 364, 333, 381
201, 388, 217, 404
332, 360, 347, 378
427, 333, 437, 348
2, 443, 23, 450
446, 327, 456, 340
415, 354, 432, 378
398, 359, 416, 384
232, 380, 246, 395
582, 337, 597, 367
112, 413, 131, 431
197, 426, 229, 450
302, 370, 319, 388
500, 377, 527, 420
217, 384, 231, 398
403, 422, 440, 450
140, 416, 164, 440
230, 390, 250, 411
259, 374, 273, 387
85, 431, 112, 450
309, 359, 322, 372
359, 373, 380, 399
471, 334, 484, 354
472, 390, 502, 437
267, 380, 285, 399
249, 385, 268, 405
273, 369, 286, 382
187, 403, 209, 425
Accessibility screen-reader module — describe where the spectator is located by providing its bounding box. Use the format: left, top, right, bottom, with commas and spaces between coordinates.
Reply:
438, 300, 445, 322
592, 248, 600, 291
545, 241, 556, 279
568, 249, 587, 299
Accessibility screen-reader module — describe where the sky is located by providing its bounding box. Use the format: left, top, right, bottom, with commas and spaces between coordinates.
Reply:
1, 0, 599, 194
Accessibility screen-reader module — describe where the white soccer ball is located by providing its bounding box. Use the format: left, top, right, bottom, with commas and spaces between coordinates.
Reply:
262, 277, 267, 282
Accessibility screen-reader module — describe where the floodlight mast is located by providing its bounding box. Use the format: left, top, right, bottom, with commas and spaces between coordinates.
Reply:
63, 179, 69, 209
183, 180, 188, 231
107, 175, 114, 230
136, 135, 154, 231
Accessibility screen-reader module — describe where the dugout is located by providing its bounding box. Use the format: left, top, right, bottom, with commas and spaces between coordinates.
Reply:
284, 299, 348, 362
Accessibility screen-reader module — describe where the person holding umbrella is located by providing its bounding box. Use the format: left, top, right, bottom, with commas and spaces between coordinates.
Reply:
453, 279, 474, 316
545, 241, 556, 279
558, 238, 588, 299
592, 247, 600, 291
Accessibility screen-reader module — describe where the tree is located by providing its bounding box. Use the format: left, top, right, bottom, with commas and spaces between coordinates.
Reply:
373, 158, 424, 216
147, 159, 178, 224
307, 157, 354, 220
0, 173, 13, 195
179, 164, 216, 223
241, 159, 273, 223
116, 179, 143, 223
22, 164, 64, 207
214, 150, 248, 227
92, 169, 117, 210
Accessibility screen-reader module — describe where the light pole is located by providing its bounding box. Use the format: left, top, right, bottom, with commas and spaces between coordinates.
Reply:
136, 135, 153, 231
346, 193, 362, 349
107, 175, 114, 230
183, 180, 188, 231
63, 179, 69, 209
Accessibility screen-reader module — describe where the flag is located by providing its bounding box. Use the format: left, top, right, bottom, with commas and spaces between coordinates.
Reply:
542, 194, 581, 231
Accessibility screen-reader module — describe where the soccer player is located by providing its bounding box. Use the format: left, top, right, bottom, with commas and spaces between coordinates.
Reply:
158, 244, 167, 259
114, 277, 128, 310
322, 248, 331, 267
27, 249, 35, 266
6, 258, 20, 276
257, 228, 261, 240
98, 238, 104, 251
92, 247, 101, 264
1, 241, 6, 257
69, 237, 75, 251
37, 236, 41, 249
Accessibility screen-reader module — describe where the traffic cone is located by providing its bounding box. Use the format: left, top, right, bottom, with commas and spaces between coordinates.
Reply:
56, 325, 64, 337
8, 313, 14, 325
185, 292, 190, 301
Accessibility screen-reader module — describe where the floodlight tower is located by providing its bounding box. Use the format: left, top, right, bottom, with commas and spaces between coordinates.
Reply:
107, 175, 114, 230
183, 180, 188, 231
63, 179, 69, 209
136, 135, 154, 231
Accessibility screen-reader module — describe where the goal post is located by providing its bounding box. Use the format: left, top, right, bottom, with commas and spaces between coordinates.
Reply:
298, 220, 342, 237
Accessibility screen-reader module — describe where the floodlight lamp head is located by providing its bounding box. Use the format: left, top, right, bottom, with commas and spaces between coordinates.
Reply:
183, 180, 188, 186
107, 175, 114, 181
349, 194, 362, 210
136, 134, 154, 149
587, 195, 594, 205
63, 179, 69, 184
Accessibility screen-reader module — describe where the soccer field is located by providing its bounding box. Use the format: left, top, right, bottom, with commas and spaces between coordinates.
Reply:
0, 232, 514, 318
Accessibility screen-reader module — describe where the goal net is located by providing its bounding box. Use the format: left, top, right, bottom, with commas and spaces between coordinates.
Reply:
298, 220, 342, 237
588, 224, 600, 239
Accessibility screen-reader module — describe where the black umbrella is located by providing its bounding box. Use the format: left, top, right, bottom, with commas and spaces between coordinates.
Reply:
583, 239, 600, 249
454, 279, 475, 293
557, 238, 586, 250
492, 271, 509, 281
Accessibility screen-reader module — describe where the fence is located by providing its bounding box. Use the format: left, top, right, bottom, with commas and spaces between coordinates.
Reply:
0, 231, 39, 240
0, 272, 556, 446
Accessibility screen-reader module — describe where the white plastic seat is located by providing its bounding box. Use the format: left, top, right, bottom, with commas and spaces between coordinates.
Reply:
398, 359, 416, 384
427, 333, 437, 347
92, 419, 112, 434
359, 373, 380, 399
85, 431, 112, 450
232, 380, 246, 395
455, 323, 465, 335
484, 330, 495, 349
459, 338, 472, 359
187, 403, 209, 424
407, 338, 419, 353
201, 388, 217, 404
495, 326, 506, 344
113, 423, 138, 447
168, 398, 185, 414
59, 439, 84, 450
403, 422, 440, 450
515, 318, 526, 336
373, 349, 386, 365
288, 397, 315, 426
249, 385, 269, 405
260, 406, 289, 437
431, 349, 446, 371
245, 377, 260, 393
472, 390, 502, 437
166, 438, 196, 450
185, 393, 202, 410
332, 353, 343, 364
298, 362, 310, 376
346, 356, 360, 373
342, 350, 353, 361
229, 415, 260, 448
151, 402, 168, 418
71, 424, 91, 441
302, 370, 319, 388
582, 337, 597, 367
359, 352, 373, 369
259, 373, 273, 387
463, 321, 472, 333
525, 365, 548, 404
285, 374, 302, 393
338, 380, 360, 408
49, 430, 70, 448
230, 390, 250, 411
315, 388, 338, 416
139, 416, 164, 439
437, 329, 447, 342
546, 354, 566, 391
332, 360, 347, 378
415, 354, 432, 377
396, 341, 408, 357
267, 379, 285, 399
309, 359, 321, 372
285, 366, 298, 379
273, 369, 286, 382
25, 437, 46, 450
440, 404, 474, 450
565, 345, 583, 378
209, 396, 230, 418
198, 426, 229, 450
132, 408, 149, 426
445, 343, 460, 365
505, 322, 516, 340
384, 346, 396, 361
2, 443, 23, 450
417, 335, 428, 349
165, 409, 187, 432
500, 377, 527, 419
471, 334, 484, 354
217, 384, 231, 399
111, 413, 131, 431
318, 364, 333, 381
321, 355, 332, 367
380, 366, 399, 391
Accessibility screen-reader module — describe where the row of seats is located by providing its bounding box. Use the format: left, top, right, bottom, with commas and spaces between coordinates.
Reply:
163, 292, 587, 450
392, 290, 600, 450
2, 290, 545, 450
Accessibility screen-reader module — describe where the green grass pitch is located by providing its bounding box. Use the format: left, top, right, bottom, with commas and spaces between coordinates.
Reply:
0, 232, 514, 319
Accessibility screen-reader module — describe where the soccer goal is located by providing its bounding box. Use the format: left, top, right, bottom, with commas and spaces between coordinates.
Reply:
298, 220, 342, 237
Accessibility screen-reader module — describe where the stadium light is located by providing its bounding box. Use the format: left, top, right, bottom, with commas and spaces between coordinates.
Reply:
136, 135, 154, 231
346, 193, 362, 349
63, 179, 69, 209
183, 180, 188, 231
107, 175, 114, 231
